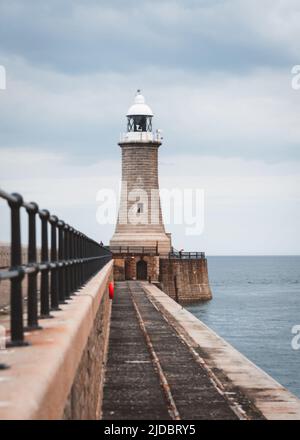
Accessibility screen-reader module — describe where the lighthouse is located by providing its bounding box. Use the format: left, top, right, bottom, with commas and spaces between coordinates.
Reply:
110, 90, 212, 301
110, 90, 171, 263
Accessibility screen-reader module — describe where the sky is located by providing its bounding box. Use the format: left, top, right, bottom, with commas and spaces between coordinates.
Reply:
0, 0, 300, 254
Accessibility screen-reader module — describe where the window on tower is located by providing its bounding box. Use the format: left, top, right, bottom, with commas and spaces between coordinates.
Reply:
137, 203, 143, 214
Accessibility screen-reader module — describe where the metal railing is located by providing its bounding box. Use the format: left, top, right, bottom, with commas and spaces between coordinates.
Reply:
109, 246, 205, 259
119, 130, 163, 144
110, 245, 159, 256
169, 250, 206, 259
0, 189, 112, 348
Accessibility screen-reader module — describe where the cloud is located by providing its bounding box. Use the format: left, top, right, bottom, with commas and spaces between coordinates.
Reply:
0, 1, 299, 74
1, 1, 299, 163
0, 56, 299, 162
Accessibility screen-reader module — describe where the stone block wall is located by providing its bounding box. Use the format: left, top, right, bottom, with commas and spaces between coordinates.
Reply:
110, 142, 171, 255
112, 256, 212, 302
159, 258, 212, 302
63, 282, 111, 420
113, 255, 160, 282
112, 257, 125, 281
116, 143, 165, 234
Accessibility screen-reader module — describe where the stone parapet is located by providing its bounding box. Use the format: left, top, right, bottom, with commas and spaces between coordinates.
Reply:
0, 260, 113, 420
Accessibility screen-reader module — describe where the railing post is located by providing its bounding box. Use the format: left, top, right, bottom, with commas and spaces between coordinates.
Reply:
57, 220, 67, 304
50, 215, 60, 311
74, 230, 79, 291
79, 232, 84, 286
7, 193, 28, 346
87, 238, 92, 279
174, 275, 179, 303
77, 231, 81, 287
69, 227, 76, 295
64, 224, 71, 299
82, 234, 87, 283
39, 209, 52, 319
26, 202, 41, 330
86, 236, 89, 279
68, 226, 73, 295
82, 234, 86, 283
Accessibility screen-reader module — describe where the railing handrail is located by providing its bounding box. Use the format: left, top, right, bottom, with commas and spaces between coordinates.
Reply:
110, 245, 159, 255
0, 188, 112, 351
0, 189, 101, 248
168, 251, 206, 260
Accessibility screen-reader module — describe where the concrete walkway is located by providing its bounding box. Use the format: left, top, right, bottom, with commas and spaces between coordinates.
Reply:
102, 281, 252, 420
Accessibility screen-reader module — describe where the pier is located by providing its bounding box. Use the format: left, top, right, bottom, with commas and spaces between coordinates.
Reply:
102, 281, 243, 420
1, 241, 300, 419
101, 281, 300, 420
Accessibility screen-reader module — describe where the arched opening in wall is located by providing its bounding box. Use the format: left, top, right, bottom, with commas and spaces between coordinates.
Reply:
125, 259, 132, 280
136, 259, 147, 280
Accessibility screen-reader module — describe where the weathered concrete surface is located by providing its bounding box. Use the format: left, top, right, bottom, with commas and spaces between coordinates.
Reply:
102, 281, 256, 420
143, 282, 300, 420
101, 282, 171, 420
0, 261, 113, 420
159, 258, 212, 302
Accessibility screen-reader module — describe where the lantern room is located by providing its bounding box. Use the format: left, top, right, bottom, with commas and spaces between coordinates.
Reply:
126, 90, 153, 133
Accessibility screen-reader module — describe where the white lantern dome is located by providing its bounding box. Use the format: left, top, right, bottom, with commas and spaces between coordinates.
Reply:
126, 90, 153, 116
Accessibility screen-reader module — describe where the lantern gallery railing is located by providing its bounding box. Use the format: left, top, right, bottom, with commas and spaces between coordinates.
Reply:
0, 189, 112, 348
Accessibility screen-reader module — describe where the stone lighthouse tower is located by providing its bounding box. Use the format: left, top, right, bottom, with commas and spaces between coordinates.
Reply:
110, 90, 171, 277
110, 90, 212, 302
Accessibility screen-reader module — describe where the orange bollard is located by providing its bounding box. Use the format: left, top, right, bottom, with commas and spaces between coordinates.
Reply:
108, 282, 114, 300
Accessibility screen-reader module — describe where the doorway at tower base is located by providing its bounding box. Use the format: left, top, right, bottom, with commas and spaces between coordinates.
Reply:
113, 255, 160, 282
112, 256, 212, 302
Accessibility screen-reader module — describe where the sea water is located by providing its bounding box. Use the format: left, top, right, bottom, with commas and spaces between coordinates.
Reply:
186, 256, 300, 398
